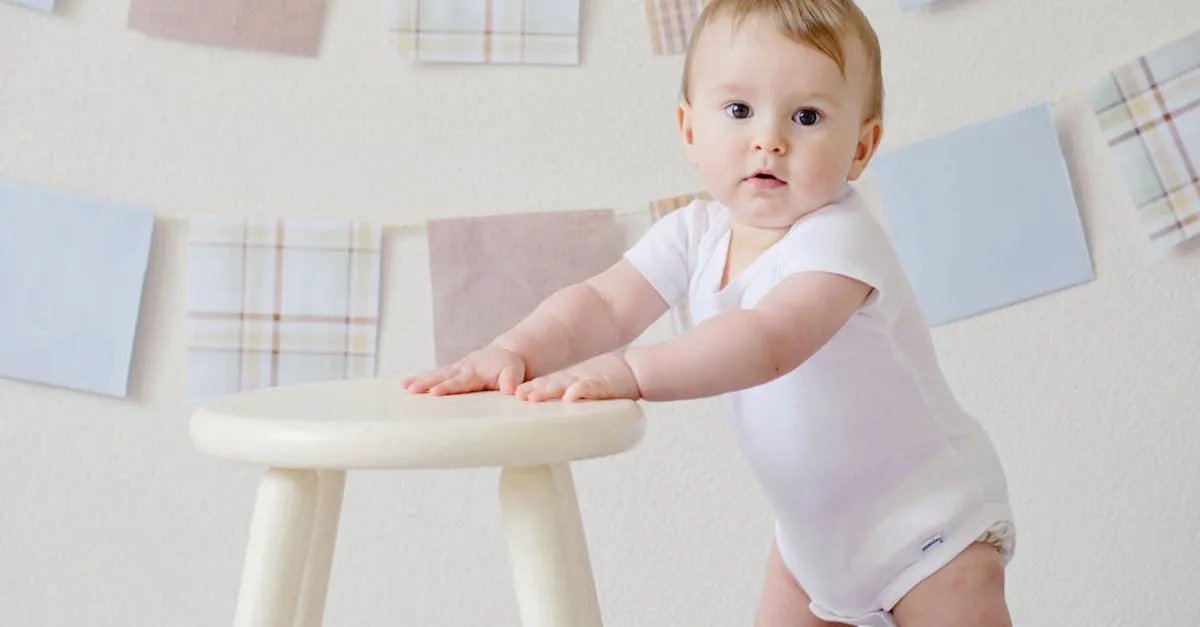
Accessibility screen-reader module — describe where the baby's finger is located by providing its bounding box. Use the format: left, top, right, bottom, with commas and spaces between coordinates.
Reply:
515, 376, 546, 397
526, 388, 565, 402
404, 367, 457, 393
514, 380, 535, 399
428, 371, 483, 396
519, 378, 564, 402
497, 366, 521, 395
515, 381, 540, 401
564, 379, 607, 402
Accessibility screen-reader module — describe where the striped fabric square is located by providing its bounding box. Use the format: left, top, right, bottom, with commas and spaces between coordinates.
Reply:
1088, 29, 1200, 248
644, 0, 708, 56
650, 189, 710, 220
186, 216, 382, 403
649, 191, 710, 333
390, 0, 580, 65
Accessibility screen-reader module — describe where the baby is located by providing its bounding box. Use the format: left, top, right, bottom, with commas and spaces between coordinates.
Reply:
403, 1, 1016, 625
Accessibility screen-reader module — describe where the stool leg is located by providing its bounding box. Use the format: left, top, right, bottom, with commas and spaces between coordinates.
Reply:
294, 470, 346, 627
499, 463, 603, 627
234, 468, 318, 627
550, 464, 603, 627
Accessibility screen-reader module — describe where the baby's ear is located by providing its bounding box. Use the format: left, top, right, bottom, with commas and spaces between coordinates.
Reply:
676, 103, 699, 164
848, 117, 883, 181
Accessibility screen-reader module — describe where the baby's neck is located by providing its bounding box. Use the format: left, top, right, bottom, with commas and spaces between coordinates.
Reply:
728, 219, 791, 254
718, 219, 791, 290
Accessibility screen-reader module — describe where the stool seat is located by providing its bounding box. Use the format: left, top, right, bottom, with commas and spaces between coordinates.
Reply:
190, 379, 645, 470
190, 378, 646, 627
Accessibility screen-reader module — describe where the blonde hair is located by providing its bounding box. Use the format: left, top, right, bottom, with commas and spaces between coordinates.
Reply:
680, 0, 884, 120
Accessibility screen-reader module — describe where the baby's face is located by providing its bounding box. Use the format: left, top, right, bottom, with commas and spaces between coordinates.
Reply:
679, 14, 881, 230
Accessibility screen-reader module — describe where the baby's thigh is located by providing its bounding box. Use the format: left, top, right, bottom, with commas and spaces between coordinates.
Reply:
756, 539, 844, 627
890, 542, 1012, 627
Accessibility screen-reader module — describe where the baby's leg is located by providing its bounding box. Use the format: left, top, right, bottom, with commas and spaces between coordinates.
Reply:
890, 542, 1011, 627
756, 539, 842, 627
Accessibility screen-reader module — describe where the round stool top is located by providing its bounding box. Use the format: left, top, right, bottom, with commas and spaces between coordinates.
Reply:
189, 379, 646, 469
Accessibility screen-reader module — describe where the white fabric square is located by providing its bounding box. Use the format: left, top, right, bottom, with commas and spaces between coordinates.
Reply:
186, 214, 382, 404
279, 247, 351, 318
524, 0, 579, 35
418, 0, 486, 31
187, 237, 244, 313
391, 0, 580, 65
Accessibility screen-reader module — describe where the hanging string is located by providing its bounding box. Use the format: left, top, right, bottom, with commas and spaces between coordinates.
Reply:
165, 205, 654, 233
163, 201, 677, 233
377, 206, 652, 234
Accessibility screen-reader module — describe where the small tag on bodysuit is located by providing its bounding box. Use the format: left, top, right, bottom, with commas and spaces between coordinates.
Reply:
920, 534, 944, 552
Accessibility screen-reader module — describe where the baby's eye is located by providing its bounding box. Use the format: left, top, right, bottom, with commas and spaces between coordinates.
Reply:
723, 102, 752, 120
793, 109, 822, 126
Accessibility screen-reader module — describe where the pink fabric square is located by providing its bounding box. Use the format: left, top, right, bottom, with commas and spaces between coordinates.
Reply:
427, 209, 619, 366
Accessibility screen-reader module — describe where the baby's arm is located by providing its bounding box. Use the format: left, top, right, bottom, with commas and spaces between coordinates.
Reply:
623, 271, 872, 401
491, 258, 668, 379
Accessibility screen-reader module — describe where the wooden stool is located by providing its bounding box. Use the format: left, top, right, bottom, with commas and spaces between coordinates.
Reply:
189, 379, 646, 627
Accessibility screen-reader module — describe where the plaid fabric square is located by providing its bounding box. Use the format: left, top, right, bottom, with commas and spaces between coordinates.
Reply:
186, 215, 382, 403
427, 209, 619, 366
390, 0, 580, 65
1088, 29, 1200, 248
644, 0, 709, 56
649, 191, 710, 333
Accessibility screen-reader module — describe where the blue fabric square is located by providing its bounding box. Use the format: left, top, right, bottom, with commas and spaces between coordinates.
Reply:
872, 103, 1094, 326
0, 181, 154, 396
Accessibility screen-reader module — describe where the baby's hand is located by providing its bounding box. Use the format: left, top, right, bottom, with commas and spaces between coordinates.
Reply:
402, 345, 527, 396
515, 353, 640, 403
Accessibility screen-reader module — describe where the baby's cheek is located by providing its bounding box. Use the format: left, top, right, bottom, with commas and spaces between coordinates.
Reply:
790, 154, 829, 182
791, 157, 844, 200
697, 150, 738, 188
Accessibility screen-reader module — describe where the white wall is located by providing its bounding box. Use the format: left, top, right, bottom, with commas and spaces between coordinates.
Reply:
2, 0, 1199, 625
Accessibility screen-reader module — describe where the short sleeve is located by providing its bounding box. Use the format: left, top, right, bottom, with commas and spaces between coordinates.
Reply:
622, 201, 702, 308
776, 201, 903, 322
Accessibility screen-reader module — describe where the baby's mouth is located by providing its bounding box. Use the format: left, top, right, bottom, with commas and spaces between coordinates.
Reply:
746, 170, 787, 186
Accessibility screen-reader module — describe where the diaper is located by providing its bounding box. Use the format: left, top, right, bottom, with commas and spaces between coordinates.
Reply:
783, 514, 1015, 627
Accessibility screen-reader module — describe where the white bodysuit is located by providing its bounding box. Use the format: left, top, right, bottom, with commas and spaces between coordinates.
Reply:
623, 185, 1015, 626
